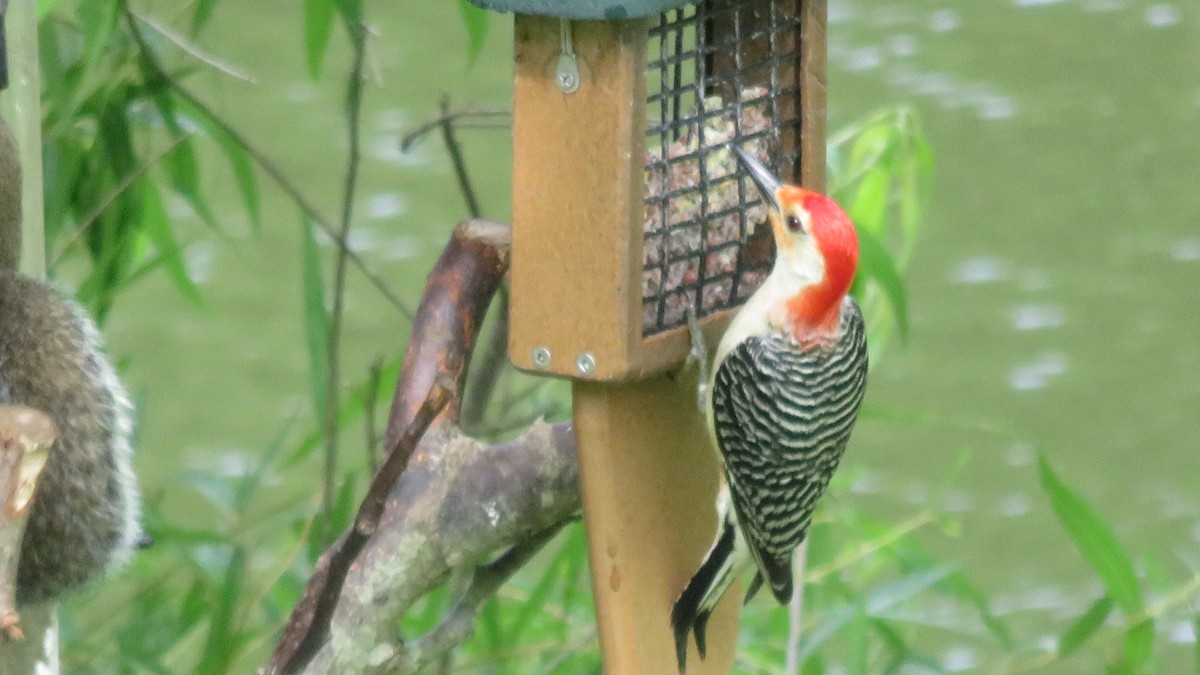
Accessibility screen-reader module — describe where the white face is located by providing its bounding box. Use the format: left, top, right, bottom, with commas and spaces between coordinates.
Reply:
714, 204, 827, 363
771, 205, 825, 297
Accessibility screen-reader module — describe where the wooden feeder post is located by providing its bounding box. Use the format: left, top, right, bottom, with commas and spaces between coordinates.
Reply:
471, 0, 827, 670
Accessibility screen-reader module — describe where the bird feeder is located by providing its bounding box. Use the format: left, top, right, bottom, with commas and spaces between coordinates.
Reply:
469, 0, 826, 670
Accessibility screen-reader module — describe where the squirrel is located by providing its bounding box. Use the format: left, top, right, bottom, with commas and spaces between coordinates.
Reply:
0, 114, 142, 605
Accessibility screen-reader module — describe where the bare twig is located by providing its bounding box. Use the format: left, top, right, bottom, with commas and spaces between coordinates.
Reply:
318, 9, 369, 544
460, 285, 509, 432
408, 100, 509, 434
129, 9, 256, 84
119, 1, 412, 318
784, 540, 809, 675
399, 109, 510, 153
437, 96, 482, 219
363, 357, 384, 472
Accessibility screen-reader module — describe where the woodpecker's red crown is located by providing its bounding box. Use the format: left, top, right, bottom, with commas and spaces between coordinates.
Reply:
775, 187, 858, 334
733, 147, 859, 339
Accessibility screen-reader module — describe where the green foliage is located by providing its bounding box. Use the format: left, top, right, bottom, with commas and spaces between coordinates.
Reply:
39, 0, 259, 321
457, 0, 491, 66
832, 107, 930, 354
1037, 455, 1156, 672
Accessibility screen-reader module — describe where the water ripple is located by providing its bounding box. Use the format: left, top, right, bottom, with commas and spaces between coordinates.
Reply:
1012, 303, 1065, 331
1010, 351, 1068, 391
952, 256, 1009, 284
1146, 3, 1181, 26
929, 9, 961, 32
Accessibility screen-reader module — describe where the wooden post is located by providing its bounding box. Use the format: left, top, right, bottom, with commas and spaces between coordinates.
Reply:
574, 374, 739, 674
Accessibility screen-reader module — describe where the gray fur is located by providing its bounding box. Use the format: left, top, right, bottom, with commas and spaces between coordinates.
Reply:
0, 271, 140, 605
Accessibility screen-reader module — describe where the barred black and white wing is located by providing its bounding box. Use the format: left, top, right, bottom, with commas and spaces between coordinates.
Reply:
711, 297, 868, 603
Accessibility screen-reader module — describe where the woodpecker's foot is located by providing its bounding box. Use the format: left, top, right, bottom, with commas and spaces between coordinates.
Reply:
684, 306, 709, 413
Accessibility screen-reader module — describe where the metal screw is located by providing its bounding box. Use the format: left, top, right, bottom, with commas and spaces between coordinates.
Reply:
555, 19, 580, 94
557, 70, 578, 92
576, 352, 596, 376
532, 347, 552, 369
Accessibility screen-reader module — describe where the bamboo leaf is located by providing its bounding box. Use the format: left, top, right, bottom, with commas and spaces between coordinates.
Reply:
1038, 455, 1143, 615
301, 217, 331, 419
508, 536, 573, 643
141, 181, 204, 307
866, 566, 953, 616
1058, 595, 1113, 657
183, 99, 261, 230
1193, 614, 1200, 673
196, 545, 246, 674
284, 356, 401, 466
794, 603, 857, 662
854, 226, 908, 343
304, 0, 336, 78
457, 0, 490, 65
850, 168, 888, 234
847, 602, 869, 675
191, 0, 220, 34
1123, 618, 1154, 670
37, 0, 59, 20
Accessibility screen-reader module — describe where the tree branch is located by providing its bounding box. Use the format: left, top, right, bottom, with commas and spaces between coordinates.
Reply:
268, 381, 452, 675
319, 7, 369, 544
301, 419, 578, 675
271, 219, 561, 675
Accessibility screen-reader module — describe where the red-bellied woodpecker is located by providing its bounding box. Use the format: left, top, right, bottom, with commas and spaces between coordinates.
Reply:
671, 147, 869, 672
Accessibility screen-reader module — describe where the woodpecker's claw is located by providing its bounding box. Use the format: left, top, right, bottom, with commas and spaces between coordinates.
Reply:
685, 306, 709, 413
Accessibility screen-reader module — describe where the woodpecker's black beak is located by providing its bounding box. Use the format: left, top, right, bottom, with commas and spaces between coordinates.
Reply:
733, 146, 782, 213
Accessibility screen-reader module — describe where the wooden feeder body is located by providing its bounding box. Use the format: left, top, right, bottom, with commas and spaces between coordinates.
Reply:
508, 0, 826, 382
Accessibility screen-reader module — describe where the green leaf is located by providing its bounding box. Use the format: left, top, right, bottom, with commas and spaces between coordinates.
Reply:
304, 0, 337, 78
283, 356, 401, 466
1193, 614, 1200, 673
850, 168, 888, 234
1123, 618, 1154, 670
196, 545, 246, 674
794, 603, 857, 663
847, 602, 868, 675
508, 534, 573, 643
1058, 595, 1113, 657
1038, 455, 1143, 615
191, 0, 220, 34
865, 566, 953, 616
37, 0, 59, 20
457, 0, 490, 65
301, 217, 331, 419
141, 181, 205, 307
179, 470, 236, 515
231, 415, 296, 511
182, 99, 261, 230
854, 226, 908, 343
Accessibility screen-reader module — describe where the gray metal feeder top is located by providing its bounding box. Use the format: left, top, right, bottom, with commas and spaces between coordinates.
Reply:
465, 0, 692, 20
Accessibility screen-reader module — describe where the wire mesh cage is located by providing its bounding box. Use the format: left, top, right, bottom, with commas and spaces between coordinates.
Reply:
503, 0, 824, 380
643, 1, 806, 336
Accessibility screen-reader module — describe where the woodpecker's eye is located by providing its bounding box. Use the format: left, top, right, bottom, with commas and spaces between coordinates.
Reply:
785, 214, 804, 233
